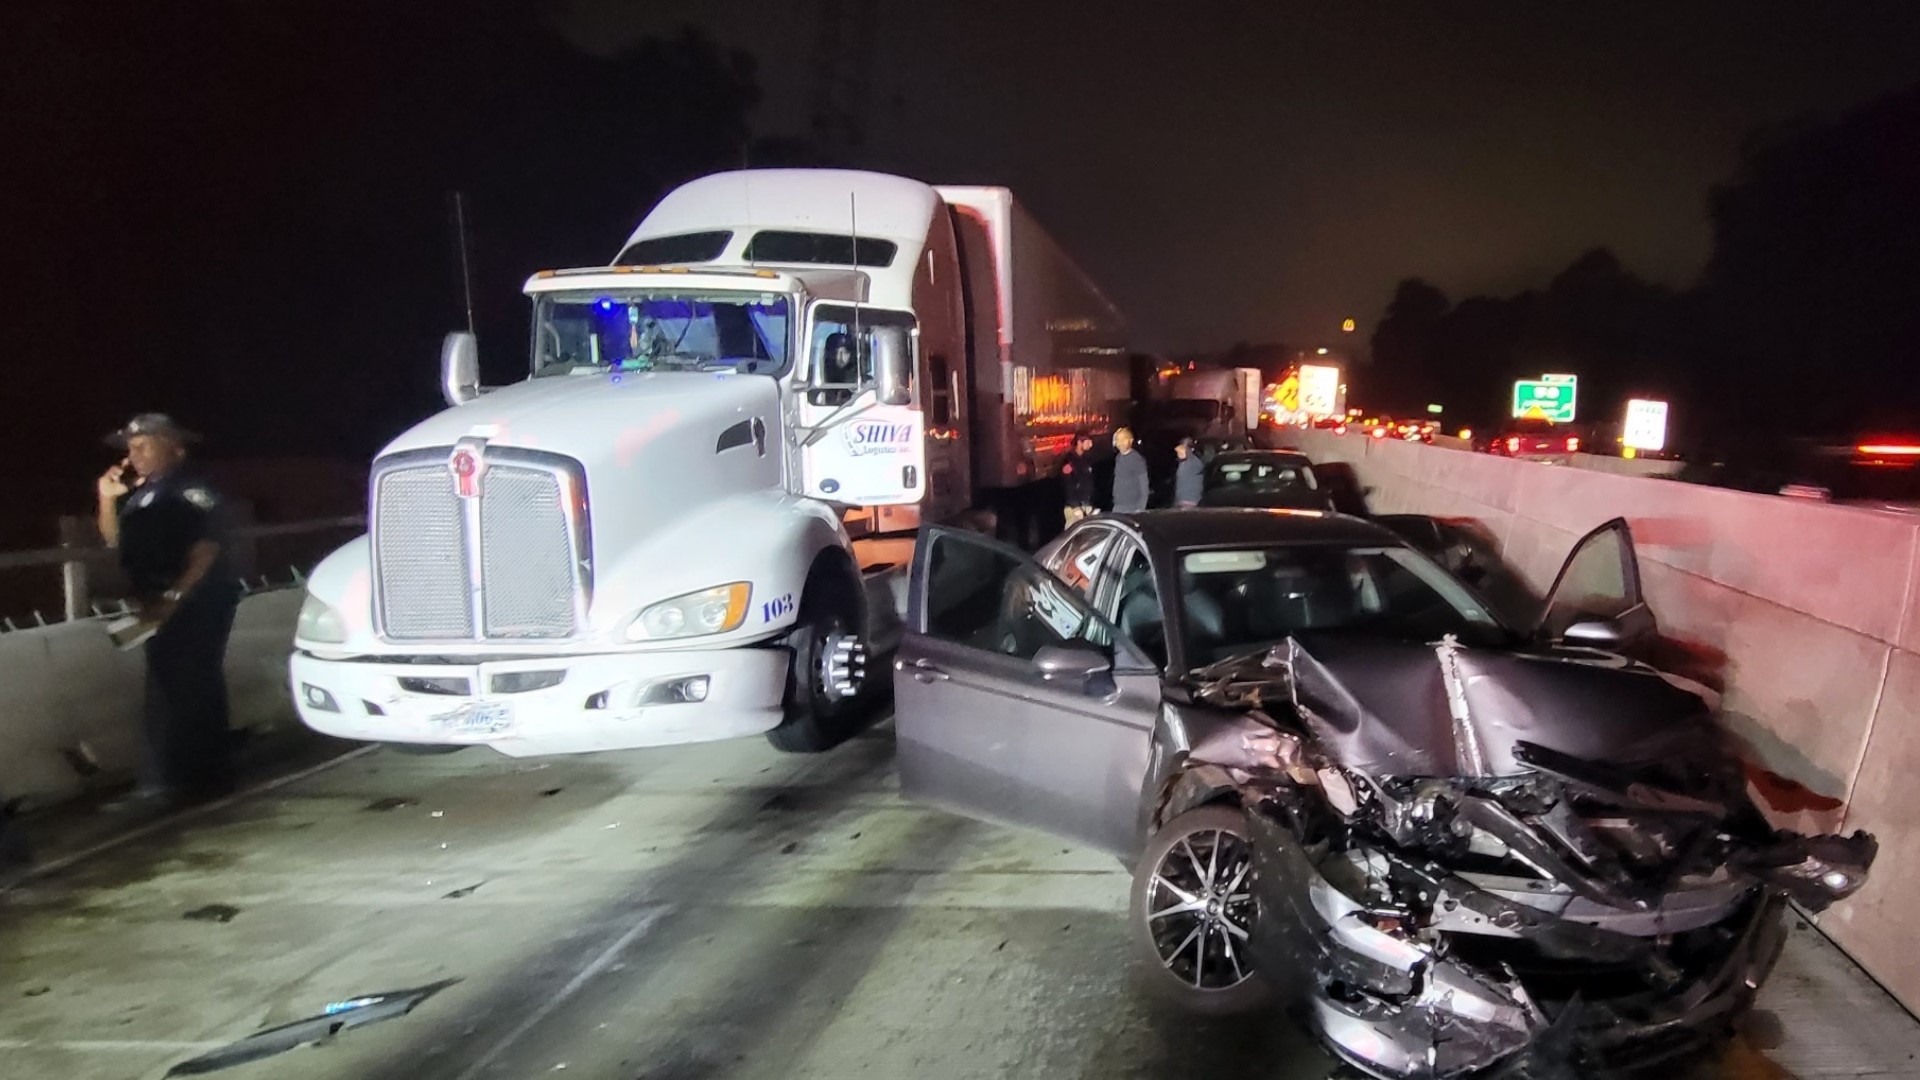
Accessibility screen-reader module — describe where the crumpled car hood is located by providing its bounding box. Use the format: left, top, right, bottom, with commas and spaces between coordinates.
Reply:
1283, 632, 1718, 778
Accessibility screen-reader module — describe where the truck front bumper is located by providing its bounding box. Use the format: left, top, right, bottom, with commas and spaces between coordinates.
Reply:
289, 646, 788, 756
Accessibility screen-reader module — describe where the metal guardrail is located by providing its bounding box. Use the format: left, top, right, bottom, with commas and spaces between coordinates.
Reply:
0, 516, 364, 625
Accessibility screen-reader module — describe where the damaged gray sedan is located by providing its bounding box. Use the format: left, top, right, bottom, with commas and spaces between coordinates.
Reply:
894, 509, 1875, 1078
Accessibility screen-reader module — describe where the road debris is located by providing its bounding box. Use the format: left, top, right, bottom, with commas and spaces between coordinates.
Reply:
442, 881, 485, 899
164, 979, 459, 1076
183, 904, 240, 924
364, 797, 417, 812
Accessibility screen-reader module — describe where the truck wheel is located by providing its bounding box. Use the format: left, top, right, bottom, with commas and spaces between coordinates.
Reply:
767, 568, 871, 753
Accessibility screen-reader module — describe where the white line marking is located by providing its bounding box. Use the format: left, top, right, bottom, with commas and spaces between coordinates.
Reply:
452, 905, 671, 1080
0, 1039, 227, 1051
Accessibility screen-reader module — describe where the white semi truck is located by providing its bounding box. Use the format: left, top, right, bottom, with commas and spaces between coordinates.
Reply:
290, 169, 1126, 755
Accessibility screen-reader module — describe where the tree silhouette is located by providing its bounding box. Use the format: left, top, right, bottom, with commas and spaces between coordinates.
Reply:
1698, 82, 1920, 438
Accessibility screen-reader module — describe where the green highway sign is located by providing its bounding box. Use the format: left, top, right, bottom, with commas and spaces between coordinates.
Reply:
1512, 377, 1577, 422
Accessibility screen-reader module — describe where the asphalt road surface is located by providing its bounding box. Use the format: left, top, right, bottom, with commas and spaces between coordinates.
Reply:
3, 724, 1917, 1080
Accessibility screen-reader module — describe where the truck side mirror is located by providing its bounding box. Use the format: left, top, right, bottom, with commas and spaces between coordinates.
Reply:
441, 332, 482, 407
873, 326, 912, 407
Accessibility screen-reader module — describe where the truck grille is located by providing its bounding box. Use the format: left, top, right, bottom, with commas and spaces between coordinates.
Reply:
371, 447, 590, 641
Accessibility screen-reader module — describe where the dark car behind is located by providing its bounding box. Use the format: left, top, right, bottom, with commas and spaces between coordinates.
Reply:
1197, 451, 1333, 511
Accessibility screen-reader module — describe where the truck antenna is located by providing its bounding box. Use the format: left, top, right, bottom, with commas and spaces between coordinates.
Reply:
450, 190, 477, 336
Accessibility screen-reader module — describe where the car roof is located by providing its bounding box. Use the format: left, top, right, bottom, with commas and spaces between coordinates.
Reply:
1090, 508, 1406, 554
1208, 449, 1313, 467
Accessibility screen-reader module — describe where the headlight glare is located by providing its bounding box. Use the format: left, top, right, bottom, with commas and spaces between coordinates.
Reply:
297, 593, 348, 644
628, 583, 750, 641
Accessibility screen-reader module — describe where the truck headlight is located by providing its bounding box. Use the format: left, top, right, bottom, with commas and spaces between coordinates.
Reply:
297, 593, 348, 644
626, 583, 751, 642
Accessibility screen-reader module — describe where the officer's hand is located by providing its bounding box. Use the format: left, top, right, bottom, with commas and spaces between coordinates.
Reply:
97, 461, 130, 501
141, 598, 177, 630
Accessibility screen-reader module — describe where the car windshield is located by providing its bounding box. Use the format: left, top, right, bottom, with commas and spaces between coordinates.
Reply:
1175, 542, 1512, 665
530, 291, 790, 376
1206, 458, 1317, 493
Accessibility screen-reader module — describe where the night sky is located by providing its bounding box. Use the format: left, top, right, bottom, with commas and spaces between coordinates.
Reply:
6, 1, 1920, 480
562, 0, 1920, 349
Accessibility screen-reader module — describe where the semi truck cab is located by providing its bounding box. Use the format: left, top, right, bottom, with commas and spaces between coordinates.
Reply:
289, 168, 1124, 757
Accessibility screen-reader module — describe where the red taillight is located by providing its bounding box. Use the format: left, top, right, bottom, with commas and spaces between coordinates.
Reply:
1566, 436, 1580, 452
1506, 436, 1520, 453
1858, 444, 1920, 456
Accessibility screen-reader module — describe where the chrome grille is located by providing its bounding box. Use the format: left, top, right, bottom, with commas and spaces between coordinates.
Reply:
371, 447, 589, 642
480, 469, 576, 638
373, 466, 472, 639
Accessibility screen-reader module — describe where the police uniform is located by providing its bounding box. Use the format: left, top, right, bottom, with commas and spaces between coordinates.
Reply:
116, 460, 240, 799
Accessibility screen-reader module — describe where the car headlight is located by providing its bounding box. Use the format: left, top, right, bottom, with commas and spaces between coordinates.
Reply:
626, 583, 751, 642
297, 593, 348, 644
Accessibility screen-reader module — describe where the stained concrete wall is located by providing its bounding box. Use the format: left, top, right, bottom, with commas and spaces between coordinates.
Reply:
1290, 429, 1920, 1012
0, 589, 302, 809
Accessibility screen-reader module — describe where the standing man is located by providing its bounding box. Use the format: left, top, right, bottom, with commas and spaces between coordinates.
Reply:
95, 414, 240, 809
1061, 430, 1097, 523
1173, 437, 1205, 507
1110, 427, 1150, 513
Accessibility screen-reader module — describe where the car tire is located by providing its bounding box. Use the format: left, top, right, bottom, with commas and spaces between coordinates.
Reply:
767, 564, 876, 753
1128, 803, 1273, 1015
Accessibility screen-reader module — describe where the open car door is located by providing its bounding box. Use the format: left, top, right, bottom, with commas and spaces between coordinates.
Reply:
895, 525, 1160, 857
1536, 517, 1657, 656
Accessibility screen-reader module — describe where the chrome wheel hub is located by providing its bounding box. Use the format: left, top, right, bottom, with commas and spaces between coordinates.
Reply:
819, 633, 866, 703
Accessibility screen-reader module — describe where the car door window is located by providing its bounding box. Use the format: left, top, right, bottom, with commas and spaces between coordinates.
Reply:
1102, 545, 1168, 669
922, 529, 1117, 661
1045, 526, 1113, 601
1539, 518, 1642, 639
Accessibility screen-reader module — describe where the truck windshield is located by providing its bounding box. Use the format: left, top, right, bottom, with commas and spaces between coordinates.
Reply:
531, 291, 790, 376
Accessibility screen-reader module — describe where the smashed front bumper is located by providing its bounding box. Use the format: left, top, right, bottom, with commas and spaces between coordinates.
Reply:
1246, 811, 1790, 1079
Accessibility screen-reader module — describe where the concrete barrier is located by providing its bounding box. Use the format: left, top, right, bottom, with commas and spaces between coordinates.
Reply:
0, 589, 301, 810
1292, 429, 1920, 1011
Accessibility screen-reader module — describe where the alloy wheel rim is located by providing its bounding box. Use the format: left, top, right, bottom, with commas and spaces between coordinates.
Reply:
1144, 828, 1257, 990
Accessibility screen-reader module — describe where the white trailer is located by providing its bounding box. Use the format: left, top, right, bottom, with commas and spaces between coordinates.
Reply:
290, 169, 1126, 756
1152, 367, 1263, 438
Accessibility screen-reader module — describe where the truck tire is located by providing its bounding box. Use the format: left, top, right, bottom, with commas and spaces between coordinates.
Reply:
767, 564, 875, 753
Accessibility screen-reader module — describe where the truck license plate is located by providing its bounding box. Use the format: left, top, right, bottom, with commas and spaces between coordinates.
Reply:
434, 701, 513, 736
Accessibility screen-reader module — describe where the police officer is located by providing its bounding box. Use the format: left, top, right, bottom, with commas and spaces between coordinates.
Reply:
95, 414, 240, 809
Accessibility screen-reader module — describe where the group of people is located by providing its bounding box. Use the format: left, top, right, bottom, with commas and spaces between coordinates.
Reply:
1060, 427, 1210, 522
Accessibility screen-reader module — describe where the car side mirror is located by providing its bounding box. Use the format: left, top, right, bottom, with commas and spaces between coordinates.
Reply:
1561, 616, 1626, 648
873, 326, 912, 407
441, 332, 483, 407
1033, 644, 1112, 683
